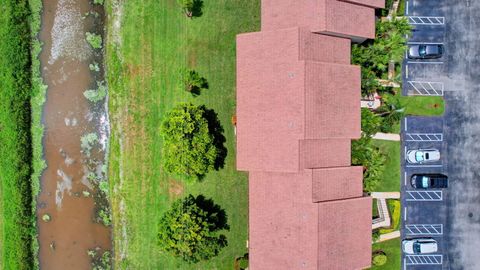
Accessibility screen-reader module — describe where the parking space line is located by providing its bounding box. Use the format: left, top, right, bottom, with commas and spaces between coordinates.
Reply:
405, 133, 443, 142
404, 171, 407, 186
407, 61, 444, 64
407, 81, 444, 96
406, 164, 442, 168
404, 207, 407, 221
408, 16, 445, 25
407, 42, 444, 45
404, 118, 408, 131
405, 64, 408, 79
405, 255, 443, 265
406, 0, 408, 15
405, 224, 443, 236
406, 190, 443, 201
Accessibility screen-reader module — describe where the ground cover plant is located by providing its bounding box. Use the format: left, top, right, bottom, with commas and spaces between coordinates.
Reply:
0, 1, 41, 269
371, 238, 401, 270
105, 0, 260, 268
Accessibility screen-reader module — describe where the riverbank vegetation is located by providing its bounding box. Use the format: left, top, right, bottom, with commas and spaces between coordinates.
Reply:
0, 1, 44, 269
106, 0, 259, 268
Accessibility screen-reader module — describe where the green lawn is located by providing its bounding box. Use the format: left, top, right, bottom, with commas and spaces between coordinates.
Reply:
105, 0, 260, 269
371, 238, 401, 270
372, 140, 400, 192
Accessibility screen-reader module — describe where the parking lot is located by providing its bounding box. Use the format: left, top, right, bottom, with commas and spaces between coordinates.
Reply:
401, 0, 480, 269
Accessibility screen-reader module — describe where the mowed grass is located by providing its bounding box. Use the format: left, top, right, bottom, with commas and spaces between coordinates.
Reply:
106, 0, 259, 269
371, 238, 401, 270
372, 140, 401, 192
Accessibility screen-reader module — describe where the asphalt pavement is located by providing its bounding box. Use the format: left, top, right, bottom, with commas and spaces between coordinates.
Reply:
400, 0, 480, 269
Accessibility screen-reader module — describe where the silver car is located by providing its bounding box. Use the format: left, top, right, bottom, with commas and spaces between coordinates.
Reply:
406, 149, 440, 164
408, 44, 443, 59
402, 238, 438, 254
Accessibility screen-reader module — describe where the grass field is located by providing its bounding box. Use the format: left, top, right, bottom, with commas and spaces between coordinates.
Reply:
371, 238, 401, 270
106, 0, 259, 268
372, 140, 401, 192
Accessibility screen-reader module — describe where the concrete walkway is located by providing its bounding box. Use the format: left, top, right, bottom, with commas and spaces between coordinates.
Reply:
372, 132, 401, 141
378, 230, 401, 242
371, 192, 401, 199
372, 192, 401, 230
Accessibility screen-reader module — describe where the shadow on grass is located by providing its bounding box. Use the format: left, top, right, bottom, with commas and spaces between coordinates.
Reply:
194, 194, 230, 231
202, 107, 227, 170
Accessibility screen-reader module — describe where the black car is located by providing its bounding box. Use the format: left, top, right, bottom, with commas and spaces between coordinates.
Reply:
408, 44, 443, 59
411, 174, 448, 189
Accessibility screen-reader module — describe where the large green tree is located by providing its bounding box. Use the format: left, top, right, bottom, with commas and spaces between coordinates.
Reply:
158, 195, 229, 263
161, 103, 217, 180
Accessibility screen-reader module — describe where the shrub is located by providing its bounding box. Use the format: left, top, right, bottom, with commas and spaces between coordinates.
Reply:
180, 68, 208, 96
373, 253, 388, 266
161, 103, 218, 180
158, 195, 229, 263
352, 137, 386, 192
372, 230, 381, 243
361, 108, 382, 137
177, 0, 203, 18
89, 62, 100, 72
86, 32, 103, 49
84, 81, 107, 102
81, 133, 99, 156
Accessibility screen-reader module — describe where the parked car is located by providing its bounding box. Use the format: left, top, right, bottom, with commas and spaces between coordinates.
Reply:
406, 149, 440, 164
402, 238, 438, 254
411, 174, 448, 189
408, 44, 443, 59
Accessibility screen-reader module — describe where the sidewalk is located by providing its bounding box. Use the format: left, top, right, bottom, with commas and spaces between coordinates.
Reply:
372, 132, 400, 141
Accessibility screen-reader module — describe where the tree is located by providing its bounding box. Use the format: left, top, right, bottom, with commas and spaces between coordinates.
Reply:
361, 67, 381, 97
158, 195, 229, 263
180, 68, 208, 96
161, 103, 217, 180
351, 136, 386, 192
361, 108, 382, 137
377, 95, 405, 133
177, 0, 203, 18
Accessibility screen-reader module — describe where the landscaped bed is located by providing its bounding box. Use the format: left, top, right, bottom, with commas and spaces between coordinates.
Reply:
106, 1, 259, 268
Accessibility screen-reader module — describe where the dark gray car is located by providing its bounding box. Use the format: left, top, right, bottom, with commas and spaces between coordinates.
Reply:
411, 174, 448, 189
408, 44, 443, 59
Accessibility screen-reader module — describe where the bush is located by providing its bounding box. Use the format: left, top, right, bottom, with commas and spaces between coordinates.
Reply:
352, 137, 386, 192
373, 253, 388, 266
84, 81, 107, 102
158, 195, 229, 263
93, 0, 104, 5
177, 0, 203, 18
86, 32, 103, 49
361, 108, 382, 137
180, 68, 208, 96
372, 230, 381, 243
161, 103, 218, 180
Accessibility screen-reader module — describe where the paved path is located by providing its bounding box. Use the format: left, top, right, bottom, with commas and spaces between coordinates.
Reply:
371, 192, 401, 199
372, 132, 401, 141
378, 231, 401, 242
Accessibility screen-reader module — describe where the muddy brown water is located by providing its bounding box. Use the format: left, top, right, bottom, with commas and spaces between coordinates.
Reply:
36, 0, 111, 269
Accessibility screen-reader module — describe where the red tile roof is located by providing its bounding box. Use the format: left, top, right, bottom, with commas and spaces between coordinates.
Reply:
249, 171, 372, 270
236, 29, 360, 173
262, 0, 381, 40
237, 1, 379, 269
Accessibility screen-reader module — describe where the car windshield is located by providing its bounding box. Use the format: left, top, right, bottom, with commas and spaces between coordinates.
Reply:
419, 45, 426, 56
422, 177, 430, 188
425, 153, 430, 160
413, 242, 421, 253
416, 152, 424, 162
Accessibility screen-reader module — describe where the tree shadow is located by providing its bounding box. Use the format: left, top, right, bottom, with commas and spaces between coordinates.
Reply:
194, 195, 229, 231
191, 0, 204, 18
201, 107, 227, 170
190, 78, 208, 97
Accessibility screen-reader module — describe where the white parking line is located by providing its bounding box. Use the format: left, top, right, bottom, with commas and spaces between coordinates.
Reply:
406, 164, 443, 168
407, 61, 444, 64
407, 42, 444, 45
404, 207, 407, 221
405, 64, 409, 79
403, 258, 407, 270
404, 171, 407, 186
404, 118, 408, 131
406, 0, 409, 15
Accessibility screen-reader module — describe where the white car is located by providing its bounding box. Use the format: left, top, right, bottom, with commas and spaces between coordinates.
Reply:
406, 149, 440, 164
402, 238, 438, 255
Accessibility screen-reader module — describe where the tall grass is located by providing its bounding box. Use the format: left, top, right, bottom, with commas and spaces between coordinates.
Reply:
0, 0, 44, 269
